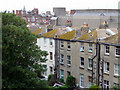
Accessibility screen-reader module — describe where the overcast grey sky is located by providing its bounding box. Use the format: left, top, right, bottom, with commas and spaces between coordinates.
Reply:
0, 0, 120, 13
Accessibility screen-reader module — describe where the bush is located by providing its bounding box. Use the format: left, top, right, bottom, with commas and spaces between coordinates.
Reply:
59, 78, 64, 83
89, 84, 100, 90
57, 85, 69, 88
48, 74, 53, 82
65, 75, 76, 87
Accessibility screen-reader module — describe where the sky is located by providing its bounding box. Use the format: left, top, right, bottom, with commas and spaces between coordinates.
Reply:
0, 0, 120, 13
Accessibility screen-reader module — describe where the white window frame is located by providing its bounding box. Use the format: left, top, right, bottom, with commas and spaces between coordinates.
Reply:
105, 45, 109, 55
80, 74, 84, 88
88, 76, 92, 87
104, 62, 109, 74
104, 80, 109, 89
49, 38, 53, 46
114, 64, 119, 76
115, 46, 120, 56
31, 16, 35, 22
89, 43, 92, 52
80, 43, 84, 52
80, 57, 84, 67
60, 69, 64, 80
88, 58, 93, 69
28, 17, 30, 22
67, 55, 71, 65
60, 54, 64, 64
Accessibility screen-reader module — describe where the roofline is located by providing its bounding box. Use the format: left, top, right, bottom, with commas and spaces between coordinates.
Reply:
54, 38, 120, 46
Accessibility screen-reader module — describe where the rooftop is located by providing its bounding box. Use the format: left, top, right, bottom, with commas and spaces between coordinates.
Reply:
42, 28, 58, 38
100, 33, 120, 45
58, 30, 76, 40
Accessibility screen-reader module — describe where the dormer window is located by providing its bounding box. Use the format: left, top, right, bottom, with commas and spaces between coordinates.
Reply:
80, 43, 84, 52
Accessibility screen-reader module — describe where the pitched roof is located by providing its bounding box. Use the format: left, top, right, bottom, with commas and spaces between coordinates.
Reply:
42, 28, 58, 38
58, 30, 76, 40
32, 28, 42, 35
77, 30, 97, 41
100, 33, 120, 44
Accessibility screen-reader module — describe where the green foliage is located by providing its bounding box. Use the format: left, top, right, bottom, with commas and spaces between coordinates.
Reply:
65, 75, 76, 87
57, 85, 69, 88
48, 74, 53, 82
59, 78, 64, 83
2, 12, 48, 88
89, 84, 100, 90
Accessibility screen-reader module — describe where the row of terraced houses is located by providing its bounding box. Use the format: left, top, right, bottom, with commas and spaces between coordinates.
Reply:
33, 24, 120, 88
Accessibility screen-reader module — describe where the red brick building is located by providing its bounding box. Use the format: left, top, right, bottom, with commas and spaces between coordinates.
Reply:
13, 7, 52, 25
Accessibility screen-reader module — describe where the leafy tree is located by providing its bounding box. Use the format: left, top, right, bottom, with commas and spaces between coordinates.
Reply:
2, 12, 48, 88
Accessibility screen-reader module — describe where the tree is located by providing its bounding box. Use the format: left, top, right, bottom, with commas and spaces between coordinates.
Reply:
2, 12, 48, 88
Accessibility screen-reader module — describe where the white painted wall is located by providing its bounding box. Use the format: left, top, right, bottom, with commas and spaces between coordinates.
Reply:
37, 37, 55, 78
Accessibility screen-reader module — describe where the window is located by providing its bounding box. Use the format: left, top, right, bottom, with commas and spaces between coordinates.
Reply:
50, 52, 53, 60
89, 43, 92, 52
80, 43, 84, 52
31, 16, 35, 22
44, 38, 47, 45
60, 54, 64, 64
88, 59, 93, 69
67, 42, 71, 49
60, 69, 64, 80
80, 74, 84, 88
104, 62, 109, 73
115, 46, 120, 56
88, 76, 92, 87
61, 41, 64, 47
28, 17, 30, 22
67, 55, 71, 65
104, 80, 109, 89
67, 71, 71, 76
105, 45, 109, 54
49, 38, 53, 46
114, 64, 119, 76
50, 66, 53, 74
80, 57, 84, 67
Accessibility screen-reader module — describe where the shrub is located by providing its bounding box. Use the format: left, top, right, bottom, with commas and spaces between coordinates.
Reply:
89, 84, 100, 90
59, 78, 64, 83
48, 74, 53, 82
65, 75, 76, 87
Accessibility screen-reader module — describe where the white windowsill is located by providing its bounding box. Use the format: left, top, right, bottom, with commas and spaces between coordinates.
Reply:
105, 53, 109, 56
88, 68, 92, 70
104, 71, 109, 75
80, 66, 84, 69
115, 55, 120, 58
67, 64, 71, 67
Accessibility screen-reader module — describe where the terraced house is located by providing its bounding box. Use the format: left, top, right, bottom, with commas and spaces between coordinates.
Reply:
33, 26, 119, 88
55, 28, 119, 88
35, 27, 70, 79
